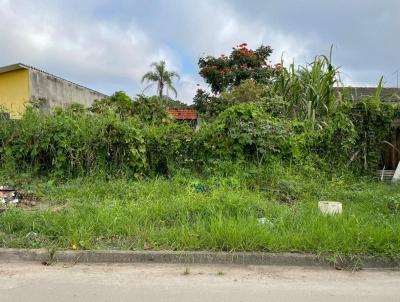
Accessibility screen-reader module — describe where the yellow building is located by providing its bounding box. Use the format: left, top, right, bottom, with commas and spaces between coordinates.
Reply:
0, 63, 107, 118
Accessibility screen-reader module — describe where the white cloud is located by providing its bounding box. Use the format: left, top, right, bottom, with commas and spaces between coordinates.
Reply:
157, 0, 310, 63
1, 0, 398, 104
0, 0, 316, 103
0, 0, 184, 98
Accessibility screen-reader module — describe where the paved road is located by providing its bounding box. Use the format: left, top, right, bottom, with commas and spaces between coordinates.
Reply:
0, 262, 399, 301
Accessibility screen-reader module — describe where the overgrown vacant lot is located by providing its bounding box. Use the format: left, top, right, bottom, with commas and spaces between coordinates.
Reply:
1, 164, 399, 258
1, 45, 400, 260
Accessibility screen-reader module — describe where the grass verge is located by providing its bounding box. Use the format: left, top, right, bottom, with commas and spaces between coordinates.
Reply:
0, 164, 399, 259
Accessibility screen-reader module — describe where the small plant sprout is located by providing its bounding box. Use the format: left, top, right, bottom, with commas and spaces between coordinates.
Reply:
182, 267, 190, 276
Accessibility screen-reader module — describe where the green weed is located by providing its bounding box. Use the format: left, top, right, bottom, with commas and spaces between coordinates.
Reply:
0, 165, 398, 259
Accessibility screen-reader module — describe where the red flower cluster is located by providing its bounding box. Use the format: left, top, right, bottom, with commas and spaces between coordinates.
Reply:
274, 63, 282, 71
220, 67, 231, 75
234, 48, 256, 58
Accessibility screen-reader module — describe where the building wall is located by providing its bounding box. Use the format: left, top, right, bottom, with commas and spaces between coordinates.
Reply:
0, 69, 30, 118
29, 69, 106, 111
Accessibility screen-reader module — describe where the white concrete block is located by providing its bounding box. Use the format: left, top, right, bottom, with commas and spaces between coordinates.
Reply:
318, 201, 342, 215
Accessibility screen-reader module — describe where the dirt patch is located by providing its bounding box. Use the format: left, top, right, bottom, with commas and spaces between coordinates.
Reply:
0, 186, 42, 211
15, 191, 42, 208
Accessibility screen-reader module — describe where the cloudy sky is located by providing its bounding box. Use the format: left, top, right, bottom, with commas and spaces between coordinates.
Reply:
1, 0, 399, 103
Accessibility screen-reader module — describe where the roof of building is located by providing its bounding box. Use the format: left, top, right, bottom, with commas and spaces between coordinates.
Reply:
335, 87, 400, 102
0, 63, 108, 97
168, 108, 198, 120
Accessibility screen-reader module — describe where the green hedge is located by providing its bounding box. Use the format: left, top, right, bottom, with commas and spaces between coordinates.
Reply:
0, 97, 397, 179
0, 110, 146, 178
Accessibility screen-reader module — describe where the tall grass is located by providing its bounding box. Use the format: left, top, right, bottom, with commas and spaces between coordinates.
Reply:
273, 50, 340, 123
0, 164, 399, 257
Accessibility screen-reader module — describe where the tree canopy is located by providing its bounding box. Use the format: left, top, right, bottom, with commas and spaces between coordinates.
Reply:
142, 60, 180, 98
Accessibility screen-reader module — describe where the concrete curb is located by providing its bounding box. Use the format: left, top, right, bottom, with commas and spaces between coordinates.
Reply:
0, 248, 50, 263
0, 249, 398, 269
52, 250, 328, 266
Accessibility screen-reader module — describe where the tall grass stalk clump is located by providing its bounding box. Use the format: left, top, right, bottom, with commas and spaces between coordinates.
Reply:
272, 51, 340, 123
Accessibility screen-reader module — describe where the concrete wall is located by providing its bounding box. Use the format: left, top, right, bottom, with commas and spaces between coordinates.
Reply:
0, 69, 30, 118
29, 69, 107, 111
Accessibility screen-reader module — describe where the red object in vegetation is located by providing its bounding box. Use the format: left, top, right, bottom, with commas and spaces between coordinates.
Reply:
168, 108, 198, 120
274, 63, 282, 71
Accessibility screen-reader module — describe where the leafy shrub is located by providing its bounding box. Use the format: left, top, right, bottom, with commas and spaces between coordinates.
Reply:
91, 93, 171, 125
294, 110, 357, 170
348, 97, 398, 172
143, 123, 194, 176
219, 80, 269, 105
0, 115, 14, 167
132, 95, 170, 124
193, 88, 219, 116
90, 91, 134, 118
196, 103, 290, 164
0, 109, 147, 178
194, 80, 290, 120
62, 103, 87, 116
198, 80, 270, 120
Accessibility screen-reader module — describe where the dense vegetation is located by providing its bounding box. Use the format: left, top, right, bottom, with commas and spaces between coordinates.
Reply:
1, 50, 397, 177
0, 164, 399, 259
0, 44, 399, 259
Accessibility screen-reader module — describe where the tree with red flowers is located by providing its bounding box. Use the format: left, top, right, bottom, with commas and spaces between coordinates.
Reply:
198, 43, 277, 94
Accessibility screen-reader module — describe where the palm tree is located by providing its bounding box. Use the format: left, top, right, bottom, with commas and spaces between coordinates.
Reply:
141, 61, 180, 98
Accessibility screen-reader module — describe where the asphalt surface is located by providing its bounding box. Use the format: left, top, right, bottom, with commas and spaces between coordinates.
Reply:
0, 262, 399, 301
